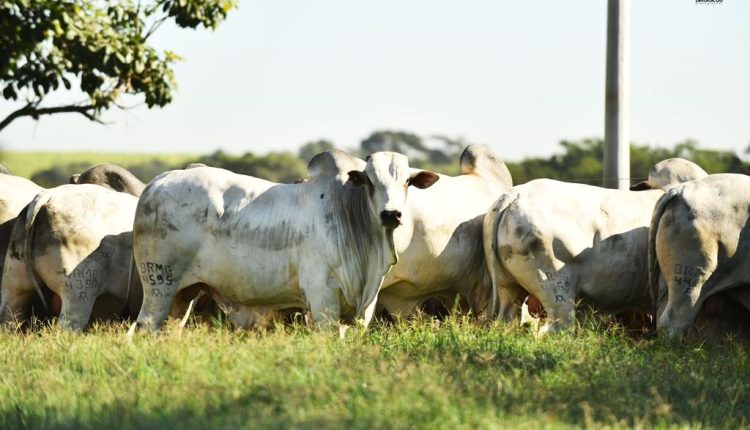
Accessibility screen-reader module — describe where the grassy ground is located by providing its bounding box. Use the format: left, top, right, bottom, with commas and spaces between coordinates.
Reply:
0, 151, 195, 179
0, 315, 747, 429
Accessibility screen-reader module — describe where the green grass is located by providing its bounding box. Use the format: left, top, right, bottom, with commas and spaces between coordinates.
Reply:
0, 315, 748, 429
0, 151, 196, 179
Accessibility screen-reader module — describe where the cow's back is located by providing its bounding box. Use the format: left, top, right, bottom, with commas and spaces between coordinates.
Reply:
135, 167, 278, 249
133, 167, 315, 306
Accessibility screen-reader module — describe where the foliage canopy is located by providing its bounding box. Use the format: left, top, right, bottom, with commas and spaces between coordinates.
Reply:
0, 0, 235, 132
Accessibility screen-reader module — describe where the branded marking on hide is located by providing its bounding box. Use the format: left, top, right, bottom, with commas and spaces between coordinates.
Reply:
140, 262, 174, 291
673, 264, 705, 295
541, 271, 571, 293
64, 268, 99, 290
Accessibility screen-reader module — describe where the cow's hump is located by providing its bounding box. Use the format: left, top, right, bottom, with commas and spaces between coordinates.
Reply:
308, 149, 366, 182
460, 145, 513, 187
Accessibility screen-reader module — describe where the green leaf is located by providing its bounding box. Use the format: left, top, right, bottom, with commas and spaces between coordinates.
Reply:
2, 85, 17, 100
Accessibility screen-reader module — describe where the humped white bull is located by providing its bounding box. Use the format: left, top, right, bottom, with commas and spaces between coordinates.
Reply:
130, 150, 438, 331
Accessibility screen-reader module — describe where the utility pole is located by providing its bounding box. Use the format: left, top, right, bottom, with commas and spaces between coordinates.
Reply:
603, 0, 629, 189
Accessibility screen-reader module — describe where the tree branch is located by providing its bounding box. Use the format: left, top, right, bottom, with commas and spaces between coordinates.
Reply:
144, 15, 169, 40
0, 103, 103, 133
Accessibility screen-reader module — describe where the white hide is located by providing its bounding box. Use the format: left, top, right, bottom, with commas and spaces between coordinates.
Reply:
0, 184, 139, 330
484, 179, 665, 334
0, 174, 43, 282
650, 174, 750, 337
631, 158, 708, 191
131, 150, 434, 330
378, 145, 513, 316
0, 174, 42, 223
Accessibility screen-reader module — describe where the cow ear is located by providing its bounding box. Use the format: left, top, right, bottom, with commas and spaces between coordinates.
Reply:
629, 181, 652, 191
409, 170, 439, 189
346, 170, 367, 187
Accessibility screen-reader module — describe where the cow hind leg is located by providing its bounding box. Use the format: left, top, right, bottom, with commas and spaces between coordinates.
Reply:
656, 241, 717, 338
133, 268, 189, 332
496, 282, 525, 323
361, 291, 381, 328
135, 286, 178, 331
58, 291, 97, 331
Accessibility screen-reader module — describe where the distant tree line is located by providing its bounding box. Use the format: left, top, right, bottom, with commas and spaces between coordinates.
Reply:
507, 138, 746, 185
27, 129, 747, 188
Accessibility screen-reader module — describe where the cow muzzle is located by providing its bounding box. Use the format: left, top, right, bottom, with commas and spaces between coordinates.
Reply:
380, 210, 402, 228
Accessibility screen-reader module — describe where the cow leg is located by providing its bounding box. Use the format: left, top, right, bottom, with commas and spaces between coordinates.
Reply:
653, 204, 726, 338
135, 287, 175, 331
298, 261, 345, 331
307, 288, 341, 330
0, 250, 34, 324
58, 290, 97, 331
361, 290, 380, 328
496, 282, 525, 323
301, 268, 341, 331
655, 239, 717, 338
658, 274, 714, 338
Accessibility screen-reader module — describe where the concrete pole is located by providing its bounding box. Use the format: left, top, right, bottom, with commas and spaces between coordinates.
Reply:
603, 0, 630, 189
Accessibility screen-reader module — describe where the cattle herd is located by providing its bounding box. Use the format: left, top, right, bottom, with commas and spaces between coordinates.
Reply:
0, 146, 748, 340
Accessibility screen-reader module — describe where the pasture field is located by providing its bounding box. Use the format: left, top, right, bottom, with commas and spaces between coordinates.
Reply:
0, 151, 196, 179
0, 315, 747, 429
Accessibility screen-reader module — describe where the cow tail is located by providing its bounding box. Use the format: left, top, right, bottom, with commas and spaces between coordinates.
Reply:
648, 189, 678, 331
23, 192, 52, 313
484, 192, 514, 320
123, 251, 135, 317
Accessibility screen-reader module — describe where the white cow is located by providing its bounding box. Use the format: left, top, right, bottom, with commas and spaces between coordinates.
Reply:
0, 164, 146, 328
131, 150, 438, 331
484, 158, 706, 334
0, 184, 141, 329
0, 164, 144, 286
650, 174, 750, 337
378, 145, 513, 317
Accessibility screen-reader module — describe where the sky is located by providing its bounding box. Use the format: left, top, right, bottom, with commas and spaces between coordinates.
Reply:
1, 0, 749, 161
